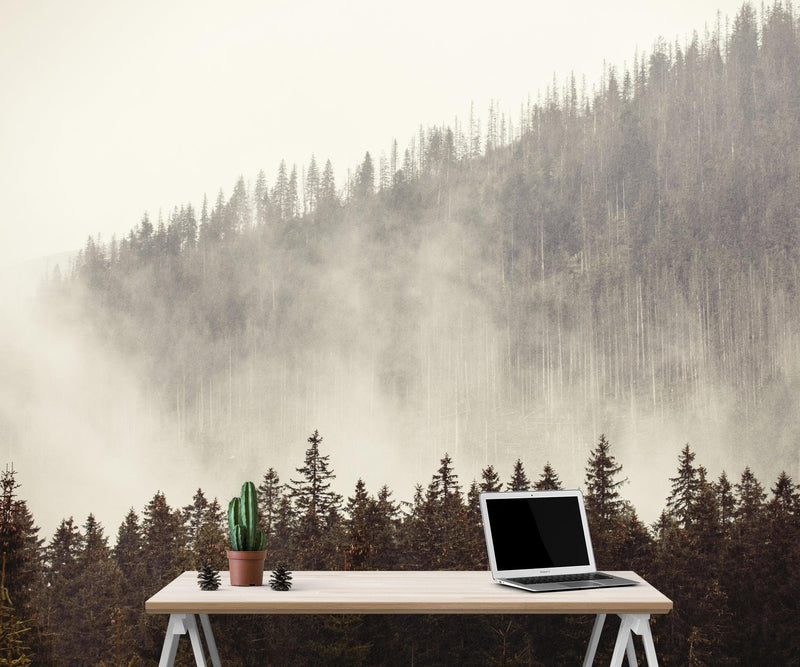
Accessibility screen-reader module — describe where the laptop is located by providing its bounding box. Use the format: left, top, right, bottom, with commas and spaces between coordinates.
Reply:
479, 489, 637, 592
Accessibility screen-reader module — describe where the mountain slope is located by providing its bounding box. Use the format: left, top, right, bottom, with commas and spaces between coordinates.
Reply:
45, 1, 800, 499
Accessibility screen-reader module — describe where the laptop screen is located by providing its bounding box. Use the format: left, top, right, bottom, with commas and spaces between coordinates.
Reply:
485, 495, 590, 570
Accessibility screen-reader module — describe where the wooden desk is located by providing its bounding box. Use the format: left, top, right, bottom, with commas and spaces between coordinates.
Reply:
146, 571, 672, 666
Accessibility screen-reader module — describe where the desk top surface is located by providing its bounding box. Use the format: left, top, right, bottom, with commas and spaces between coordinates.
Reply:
146, 571, 672, 615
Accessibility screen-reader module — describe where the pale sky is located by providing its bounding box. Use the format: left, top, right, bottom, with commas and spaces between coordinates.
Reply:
1, 0, 748, 268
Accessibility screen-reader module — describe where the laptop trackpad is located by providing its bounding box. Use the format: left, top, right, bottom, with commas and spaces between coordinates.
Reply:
562, 581, 601, 588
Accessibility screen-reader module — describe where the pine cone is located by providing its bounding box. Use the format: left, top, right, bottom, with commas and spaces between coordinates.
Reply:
269, 564, 293, 591
197, 562, 221, 591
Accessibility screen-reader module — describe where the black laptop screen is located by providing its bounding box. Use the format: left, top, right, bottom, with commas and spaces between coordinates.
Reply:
486, 496, 590, 570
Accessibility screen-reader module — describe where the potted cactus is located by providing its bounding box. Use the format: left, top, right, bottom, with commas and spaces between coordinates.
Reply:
226, 481, 267, 586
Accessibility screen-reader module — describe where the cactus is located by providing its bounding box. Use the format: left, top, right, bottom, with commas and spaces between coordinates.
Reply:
227, 481, 266, 551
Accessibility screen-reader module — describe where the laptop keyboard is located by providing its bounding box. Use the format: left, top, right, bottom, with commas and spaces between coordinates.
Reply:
509, 572, 612, 585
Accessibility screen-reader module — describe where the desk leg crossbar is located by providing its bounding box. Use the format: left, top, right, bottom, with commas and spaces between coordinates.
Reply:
159, 613, 221, 667
583, 613, 658, 667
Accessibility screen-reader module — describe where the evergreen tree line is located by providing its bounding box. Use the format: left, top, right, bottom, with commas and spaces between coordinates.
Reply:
41, 2, 800, 478
2, 432, 799, 664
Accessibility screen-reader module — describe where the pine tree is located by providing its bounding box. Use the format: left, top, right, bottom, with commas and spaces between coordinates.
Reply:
81, 514, 109, 564
465, 481, 486, 567
141, 492, 185, 584
684, 466, 721, 554
55, 515, 123, 665
534, 462, 562, 491
165, 207, 182, 255
722, 467, 770, 664
507, 460, 530, 491
584, 434, 626, 525
228, 175, 252, 235
429, 455, 464, 537
716, 472, 735, 529
182, 489, 209, 553
289, 430, 342, 569
760, 471, 800, 663
258, 468, 282, 539
369, 485, 399, 569
0, 553, 32, 666
286, 166, 299, 220
378, 151, 390, 191
290, 431, 342, 520
46, 518, 83, 582
583, 435, 639, 572
431, 453, 460, 499
479, 465, 502, 492
665, 444, 699, 527
344, 479, 372, 570
113, 509, 143, 583
768, 471, 799, 514
254, 169, 270, 227
198, 194, 210, 244
271, 495, 295, 566
319, 159, 337, 206
43, 517, 103, 664
137, 212, 153, 257
354, 152, 375, 200
195, 499, 226, 571
184, 202, 198, 248
207, 189, 226, 243
0, 466, 42, 619
412, 482, 442, 569
155, 216, 167, 254
0, 466, 41, 663
272, 160, 288, 221
734, 467, 766, 522
306, 155, 320, 213
408, 455, 472, 569
111, 509, 146, 663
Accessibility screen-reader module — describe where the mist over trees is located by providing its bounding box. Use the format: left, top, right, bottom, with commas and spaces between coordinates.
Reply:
39, 3, 800, 497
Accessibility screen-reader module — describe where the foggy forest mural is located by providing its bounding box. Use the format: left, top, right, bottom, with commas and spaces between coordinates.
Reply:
3, 1, 800, 664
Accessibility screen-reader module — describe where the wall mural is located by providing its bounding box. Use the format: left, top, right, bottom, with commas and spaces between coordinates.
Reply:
1, 1, 798, 663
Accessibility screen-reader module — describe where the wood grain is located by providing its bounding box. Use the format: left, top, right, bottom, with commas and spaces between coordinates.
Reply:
145, 571, 672, 615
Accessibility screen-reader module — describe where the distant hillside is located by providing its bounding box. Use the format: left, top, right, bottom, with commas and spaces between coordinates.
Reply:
47, 1, 800, 485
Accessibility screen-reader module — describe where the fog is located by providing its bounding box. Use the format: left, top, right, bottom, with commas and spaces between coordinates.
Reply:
4, 203, 799, 544
1, 266, 195, 537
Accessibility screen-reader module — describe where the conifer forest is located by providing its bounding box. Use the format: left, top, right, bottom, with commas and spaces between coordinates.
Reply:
4, 1, 800, 664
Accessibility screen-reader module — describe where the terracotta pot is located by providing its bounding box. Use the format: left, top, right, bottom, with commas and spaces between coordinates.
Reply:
226, 550, 267, 586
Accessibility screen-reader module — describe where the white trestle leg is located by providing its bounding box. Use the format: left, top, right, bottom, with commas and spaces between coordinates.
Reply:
158, 613, 220, 667
199, 614, 222, 667
584, 613, 658, 667
583, 614, 607, 667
